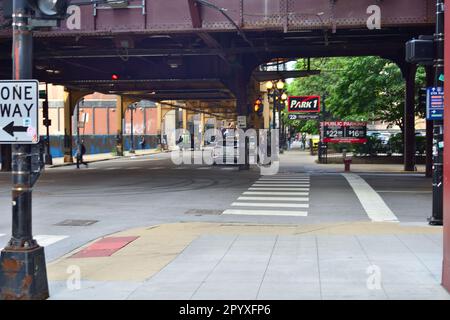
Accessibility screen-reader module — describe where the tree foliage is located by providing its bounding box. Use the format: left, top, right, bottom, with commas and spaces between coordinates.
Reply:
286, 57, 425, 134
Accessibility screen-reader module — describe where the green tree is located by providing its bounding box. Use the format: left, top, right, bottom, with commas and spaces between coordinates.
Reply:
286, 57, 426, 134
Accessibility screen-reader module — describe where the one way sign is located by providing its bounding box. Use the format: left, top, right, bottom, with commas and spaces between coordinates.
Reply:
0, 80, 39, 144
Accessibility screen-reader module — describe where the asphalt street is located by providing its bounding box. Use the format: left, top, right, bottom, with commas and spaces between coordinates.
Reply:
0, 150, 434, 262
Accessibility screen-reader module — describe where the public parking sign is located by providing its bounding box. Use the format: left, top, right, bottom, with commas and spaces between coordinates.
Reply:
0, 80, 39, 144
288, 96, 320, 113
426, 87, 444, 120
321, 121, 367, 144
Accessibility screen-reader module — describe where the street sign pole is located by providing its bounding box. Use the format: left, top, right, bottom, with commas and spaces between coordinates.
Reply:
429, 0, 444, 226
43, 83, 52, 165
0, 0, 49, 299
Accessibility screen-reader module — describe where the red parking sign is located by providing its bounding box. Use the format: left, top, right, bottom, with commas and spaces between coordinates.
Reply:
288, 96, 321, 113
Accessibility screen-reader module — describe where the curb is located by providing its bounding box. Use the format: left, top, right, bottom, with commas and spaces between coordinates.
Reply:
47, 149, 169, 168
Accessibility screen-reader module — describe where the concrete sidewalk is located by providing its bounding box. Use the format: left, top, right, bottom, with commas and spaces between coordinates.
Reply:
48, 148, 167, 167
282, 149, 426, 174
47, 222, 450, 300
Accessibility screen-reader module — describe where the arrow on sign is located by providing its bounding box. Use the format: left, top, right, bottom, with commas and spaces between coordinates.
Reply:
2, 121, 28, 137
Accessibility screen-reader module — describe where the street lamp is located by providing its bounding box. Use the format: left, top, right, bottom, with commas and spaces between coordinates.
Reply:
265, 80, 286, 153
280, 93, 288, 152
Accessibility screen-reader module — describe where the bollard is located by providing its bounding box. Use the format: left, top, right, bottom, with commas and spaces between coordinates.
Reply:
344, 158, 352, 172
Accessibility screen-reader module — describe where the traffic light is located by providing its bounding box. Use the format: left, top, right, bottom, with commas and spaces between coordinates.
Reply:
253, 98, 263, 116
2, 1, 69, 20
28, 0, 69, 19
111, 73, 120, 80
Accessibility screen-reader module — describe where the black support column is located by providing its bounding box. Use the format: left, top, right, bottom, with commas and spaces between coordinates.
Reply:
403, 63, 417, 172
425, 66, 435, 178
231, 65, 252, 171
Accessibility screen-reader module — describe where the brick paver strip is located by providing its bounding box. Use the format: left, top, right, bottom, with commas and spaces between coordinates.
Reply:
70, 236, 139, 258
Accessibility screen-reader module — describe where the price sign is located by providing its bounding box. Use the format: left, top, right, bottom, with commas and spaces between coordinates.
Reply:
321, 121, 367, 144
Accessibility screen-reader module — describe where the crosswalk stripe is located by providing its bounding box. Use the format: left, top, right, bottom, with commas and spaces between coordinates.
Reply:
253, 181, 310, 187
342, 173, 398, 222
256, 179, 309, 182
232, 202, 309, 208
259, 178, 310, 181
248, 187, 309, 191
255, 180, 309, 183
238, 196, 309, 201
34, 235, 69, 247
260, 176, 309, 179
253, 184, 310, 187
244, 191, 308, 196
223, 209, 308, 217
0, 234, 68, 250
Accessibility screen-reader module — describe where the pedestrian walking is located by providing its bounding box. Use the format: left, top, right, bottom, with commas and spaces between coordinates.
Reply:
76, 140, 88, 168
139, 135, 146, 149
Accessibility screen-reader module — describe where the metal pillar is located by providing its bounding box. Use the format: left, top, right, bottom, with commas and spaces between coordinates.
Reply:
235, 70, 250, 170
403, 64, 417, 172
429, 0, 444, 226
63, 89, 73, 163
0, 0, 49, 300
425, 66, 435, 178
443, 0, 450, 291
129, 104, 135, 154
115, 96, 124, 156
1, 145, 12, 171
43, 83, 52, 165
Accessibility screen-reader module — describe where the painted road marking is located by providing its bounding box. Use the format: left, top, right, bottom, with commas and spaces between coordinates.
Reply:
223, 209, 308, 217
197, 167, 211, 170
342, 173, 398, 222
256, 182, 310, 184
259, 177, 309, 180
127, 167, 141, 170
232, 202, 309, 208
238, 196, 309, 201
0, 234, 68, 250
104, 167, 118, 170
252, 184, 310, 187
243, 191, 308, 196
258, 180, 309, 183
148, 167, 165, 170
248, 187, 309, 191
34, 235, 69, 247
223, 174, 311, 217
0, 233, 5, 237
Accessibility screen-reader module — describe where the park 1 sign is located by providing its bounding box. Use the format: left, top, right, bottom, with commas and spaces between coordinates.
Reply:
288, 96, 320, 113
321, 121, 367, 144
0, 80, 39, 144
426, 87, 444, 120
